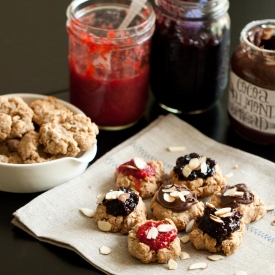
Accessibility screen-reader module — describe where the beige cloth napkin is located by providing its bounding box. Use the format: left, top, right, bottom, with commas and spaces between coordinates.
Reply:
12, 114, 275, 275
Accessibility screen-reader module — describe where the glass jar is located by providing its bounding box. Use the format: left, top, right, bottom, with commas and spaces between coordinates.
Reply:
228, 20, 275, 144
150, 0, 230, 114
66, 0, 155, 130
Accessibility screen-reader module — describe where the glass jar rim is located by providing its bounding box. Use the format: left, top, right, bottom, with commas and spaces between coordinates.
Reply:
241, 19, 275, 54
155, 0, 229, 19
66, 0, 156, 41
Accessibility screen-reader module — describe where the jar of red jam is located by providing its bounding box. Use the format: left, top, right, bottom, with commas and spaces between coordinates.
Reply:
150, 0, 230, 114
228, 20, 275, 144
66, 0, 155, 130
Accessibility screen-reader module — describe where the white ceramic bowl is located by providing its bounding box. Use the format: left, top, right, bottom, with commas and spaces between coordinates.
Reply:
0, 93, 97, 193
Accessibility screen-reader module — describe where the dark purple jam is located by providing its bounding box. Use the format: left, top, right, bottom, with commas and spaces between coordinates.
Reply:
174, 153, 217, 181
102, 187, 139, 216
197, 206, 242, 245
150, 10, 230, 113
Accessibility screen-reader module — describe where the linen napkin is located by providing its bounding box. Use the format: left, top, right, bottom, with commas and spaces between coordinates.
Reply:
12, 114, 275, 275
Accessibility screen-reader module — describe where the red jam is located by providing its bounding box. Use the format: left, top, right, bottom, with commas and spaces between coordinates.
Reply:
66, 2, 155, 129
117, 159, 155, 179
70, 65, 149, 127
136, 221, 177, 250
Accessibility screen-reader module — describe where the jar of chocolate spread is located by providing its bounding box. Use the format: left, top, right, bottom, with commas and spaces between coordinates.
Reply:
150, 0, 230, 114
66, 0, 155, 130
228, 20, 275, 144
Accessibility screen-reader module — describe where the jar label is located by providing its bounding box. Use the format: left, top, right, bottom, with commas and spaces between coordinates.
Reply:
228, 71, 275, 133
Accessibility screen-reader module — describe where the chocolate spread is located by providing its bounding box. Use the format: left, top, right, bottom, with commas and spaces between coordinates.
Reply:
157, 184, 198, 212
219, 183, 254, 208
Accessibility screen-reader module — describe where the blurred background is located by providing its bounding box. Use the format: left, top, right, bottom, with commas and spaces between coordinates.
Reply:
1, 0, 275, 97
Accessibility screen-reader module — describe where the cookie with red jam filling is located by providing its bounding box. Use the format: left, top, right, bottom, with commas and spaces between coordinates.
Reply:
128, 219, 181, 263
115, 157, 165, 199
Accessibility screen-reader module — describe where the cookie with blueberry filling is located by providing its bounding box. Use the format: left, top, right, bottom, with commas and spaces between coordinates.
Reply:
94, 187, 147, 234
189, 202, 245, 256
169, 153, 227, 197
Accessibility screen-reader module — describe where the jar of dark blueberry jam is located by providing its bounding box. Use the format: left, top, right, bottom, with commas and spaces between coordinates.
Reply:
150, 0, 230, 114
228, 20, 275, 144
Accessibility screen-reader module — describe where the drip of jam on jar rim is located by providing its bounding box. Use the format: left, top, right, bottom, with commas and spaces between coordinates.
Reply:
173, 153, 217, 181
102, 187, 139, 216
117, 159, 156, 179
136, 221, 177, 250
196, 206, 242, 245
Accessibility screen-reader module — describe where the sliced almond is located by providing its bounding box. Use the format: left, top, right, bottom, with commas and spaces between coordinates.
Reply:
266, 204, 275, 211
219, 212, 234, 218
147, 227, 158, 239
133, 157, 147, 170
79, 208, 95, 218
168, 259, 178, 270
163, 193, 175, 202
157, 224, 174, 232
183, 165, 192, 178
186, 219, 194, 233
105, 191, 120, 200
271, 220, 275, 226
180, 251, 190, 260
207, 254, 225, 261
162, 186, 178, 193
170, 191, 180, 198
99, 245, 111, 255
181, 190, 190, 196
210, 214, 224, 224
215, 207, 231, 216
199, 156, 207, 164
233, 191, 244, 197
200, 162, 207, 173
223, 187, 237, 196
180, 235, 190, 243
235, 271, 247, 275
121, 164, 137, 170
206, 202, 215, 208
225, 172, 234, 178
118, 193, 130, 202
189, 262, 208, 270
96, 193, 105, 204
189, 158, 200, 169
97, 221, 112, 232
167, 146, 186, 152
178, 192, 186, 202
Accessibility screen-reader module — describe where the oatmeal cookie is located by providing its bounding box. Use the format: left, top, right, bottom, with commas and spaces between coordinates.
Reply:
18, 130, 52, 163
189, 202, 245, 256
150, 184, 204, 231
115, 157, 165, 199
94, 187, 147, 234
30, 96, 71, 126
39, 113, 98, 157
209, 183, 267, 224
0, 141, 23, 164
128, 218, 181, 264
0, 96, 34, 140
170, 153, 227, 197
